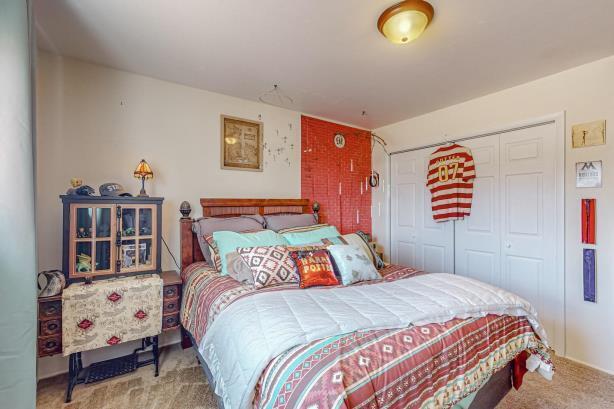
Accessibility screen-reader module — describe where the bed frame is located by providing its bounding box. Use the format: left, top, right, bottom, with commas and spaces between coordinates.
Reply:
177, 197, 512, 409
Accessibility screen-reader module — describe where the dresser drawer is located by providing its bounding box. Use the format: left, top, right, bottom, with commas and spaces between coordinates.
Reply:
162, 313, 180, 330
163, 284, 180, 300
39, 300, 61, 319
38, 335, 62, 357
40, 318, 62, 336
163, 297, 180, 314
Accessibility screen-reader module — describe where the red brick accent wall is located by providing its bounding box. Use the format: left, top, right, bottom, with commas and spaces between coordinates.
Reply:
301, 115, 372, 235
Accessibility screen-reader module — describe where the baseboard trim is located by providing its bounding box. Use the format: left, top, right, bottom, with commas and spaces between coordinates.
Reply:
562, 355, 614, 376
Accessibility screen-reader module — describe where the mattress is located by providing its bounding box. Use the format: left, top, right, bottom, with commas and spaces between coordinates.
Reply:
181, 263, 552, 409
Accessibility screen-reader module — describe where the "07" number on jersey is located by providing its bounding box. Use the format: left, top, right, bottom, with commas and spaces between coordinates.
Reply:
437, 162, 459, 182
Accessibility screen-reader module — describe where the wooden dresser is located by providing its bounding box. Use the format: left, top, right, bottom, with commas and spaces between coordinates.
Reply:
37, 270, 182, 357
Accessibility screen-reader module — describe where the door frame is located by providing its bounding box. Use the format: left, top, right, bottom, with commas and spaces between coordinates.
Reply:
388, 111, 566, 354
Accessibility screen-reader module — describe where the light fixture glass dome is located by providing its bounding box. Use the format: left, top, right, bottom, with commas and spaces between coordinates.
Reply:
378, 0, 434, 45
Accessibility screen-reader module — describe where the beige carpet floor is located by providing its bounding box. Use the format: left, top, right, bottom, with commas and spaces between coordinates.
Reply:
38, 345, 614, 409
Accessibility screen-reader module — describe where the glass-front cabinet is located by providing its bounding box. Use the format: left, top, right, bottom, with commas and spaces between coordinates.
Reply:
61, 196, 163, 282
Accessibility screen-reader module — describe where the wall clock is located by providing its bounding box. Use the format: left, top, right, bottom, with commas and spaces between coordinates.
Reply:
333, 133, 346, 148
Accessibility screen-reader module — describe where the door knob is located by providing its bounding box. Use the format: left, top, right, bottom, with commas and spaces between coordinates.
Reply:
505, 242, 512, 249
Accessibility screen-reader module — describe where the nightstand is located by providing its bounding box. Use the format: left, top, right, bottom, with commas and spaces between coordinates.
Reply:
161, 271, 182, 331
38, 295, 63, 357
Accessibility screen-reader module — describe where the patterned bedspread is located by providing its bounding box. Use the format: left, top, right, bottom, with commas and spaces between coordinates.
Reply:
180, 263, 551, 409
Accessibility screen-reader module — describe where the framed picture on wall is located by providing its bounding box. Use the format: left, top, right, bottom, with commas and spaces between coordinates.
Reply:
220, 115, 264, 171
572, 120, 606, 148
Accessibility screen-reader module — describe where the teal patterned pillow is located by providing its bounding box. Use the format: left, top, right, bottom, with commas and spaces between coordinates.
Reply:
327, 244, 381, 285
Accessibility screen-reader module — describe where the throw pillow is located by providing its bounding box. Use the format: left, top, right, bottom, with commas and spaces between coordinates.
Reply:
281, 225, 341, 246
237, 245, 299, 289
327, 244, 381, 285
225, 251, 255, 286
290, 249, 339, 289
204, 234, 222, 272
213, 230, 287, 275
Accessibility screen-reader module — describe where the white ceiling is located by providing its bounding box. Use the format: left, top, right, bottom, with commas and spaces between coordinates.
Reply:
34, 0, 614, 129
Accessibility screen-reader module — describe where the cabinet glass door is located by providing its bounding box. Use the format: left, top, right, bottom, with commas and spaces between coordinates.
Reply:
70, 204, 115, 278
71, 206, 94, 277
117, 205, 157, 273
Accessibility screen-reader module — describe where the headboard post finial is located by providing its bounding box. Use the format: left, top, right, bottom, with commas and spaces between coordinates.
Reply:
312, 201, 320, 223
179, 201, 192, 219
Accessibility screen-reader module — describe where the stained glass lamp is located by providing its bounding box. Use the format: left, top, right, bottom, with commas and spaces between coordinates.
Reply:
133, 159, 154, 197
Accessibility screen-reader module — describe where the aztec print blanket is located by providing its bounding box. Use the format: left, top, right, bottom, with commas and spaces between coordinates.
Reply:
180, 263, 552, 409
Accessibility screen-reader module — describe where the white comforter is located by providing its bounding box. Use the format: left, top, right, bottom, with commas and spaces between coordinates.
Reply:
200, 273, 548, 409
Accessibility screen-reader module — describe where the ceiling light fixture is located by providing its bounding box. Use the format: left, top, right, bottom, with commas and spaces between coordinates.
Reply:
258, 84, 293, 107
377, 0, 434, 45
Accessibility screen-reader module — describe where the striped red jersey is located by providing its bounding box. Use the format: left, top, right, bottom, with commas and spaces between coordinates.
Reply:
426, 143, 476, 222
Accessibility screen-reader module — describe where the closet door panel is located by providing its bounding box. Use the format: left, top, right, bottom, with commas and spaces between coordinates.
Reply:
391, 152, 422, 268
454, 136, 501, 285
500, 123, 558, 351
391, 149, 453, 273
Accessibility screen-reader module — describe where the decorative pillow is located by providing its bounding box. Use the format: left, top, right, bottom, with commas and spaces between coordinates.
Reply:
281, 225, 341, 246
193, 215, 265, 266
337, 232, 385, 269
327, 244, 381, 285
213, 230, 287, 275
264, 214, 317, 232
277, 224, 329, 234
290, 249, 339, 289
226, 251, 255, 286
313, 233, 384, 269
237, 246, 299, 289
204, 234, 222, 271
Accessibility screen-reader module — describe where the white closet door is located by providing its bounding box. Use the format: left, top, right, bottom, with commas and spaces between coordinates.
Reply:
500, 123, 560, 350
454, 135, 501, 286
391, 149, 454, 273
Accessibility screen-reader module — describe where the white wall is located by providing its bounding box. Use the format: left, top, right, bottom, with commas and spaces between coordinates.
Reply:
373, 55, 614, 374
0, 0, 37, 406
36, 52, 302, 377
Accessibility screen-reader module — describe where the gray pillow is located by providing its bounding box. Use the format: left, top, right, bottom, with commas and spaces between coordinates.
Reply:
226, 251, 255, 286
327, 244, 381, 285
264, 214, 317, 232
192, 215, 265, 266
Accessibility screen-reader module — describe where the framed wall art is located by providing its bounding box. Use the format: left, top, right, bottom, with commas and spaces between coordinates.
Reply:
220, 115, 264, 171
572, 120, 606, 148
576, 161, 602, 188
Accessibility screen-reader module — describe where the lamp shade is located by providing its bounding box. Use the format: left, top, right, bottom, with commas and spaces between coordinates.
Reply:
133, 159, 154, 179
378, 0, 434, 45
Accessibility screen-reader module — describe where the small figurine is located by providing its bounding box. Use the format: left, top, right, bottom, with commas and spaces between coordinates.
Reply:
77, 227, 89, 238
66, 178, 83, 195
76, 253, 92, 272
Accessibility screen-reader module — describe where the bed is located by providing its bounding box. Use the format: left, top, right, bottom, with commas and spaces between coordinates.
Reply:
178, 198, 552, 409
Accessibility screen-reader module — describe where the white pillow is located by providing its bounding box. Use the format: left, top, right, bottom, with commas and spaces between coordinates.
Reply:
327, 244, 381, 285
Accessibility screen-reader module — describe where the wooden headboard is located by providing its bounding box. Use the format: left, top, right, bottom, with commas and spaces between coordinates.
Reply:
180, 198, 318, 271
